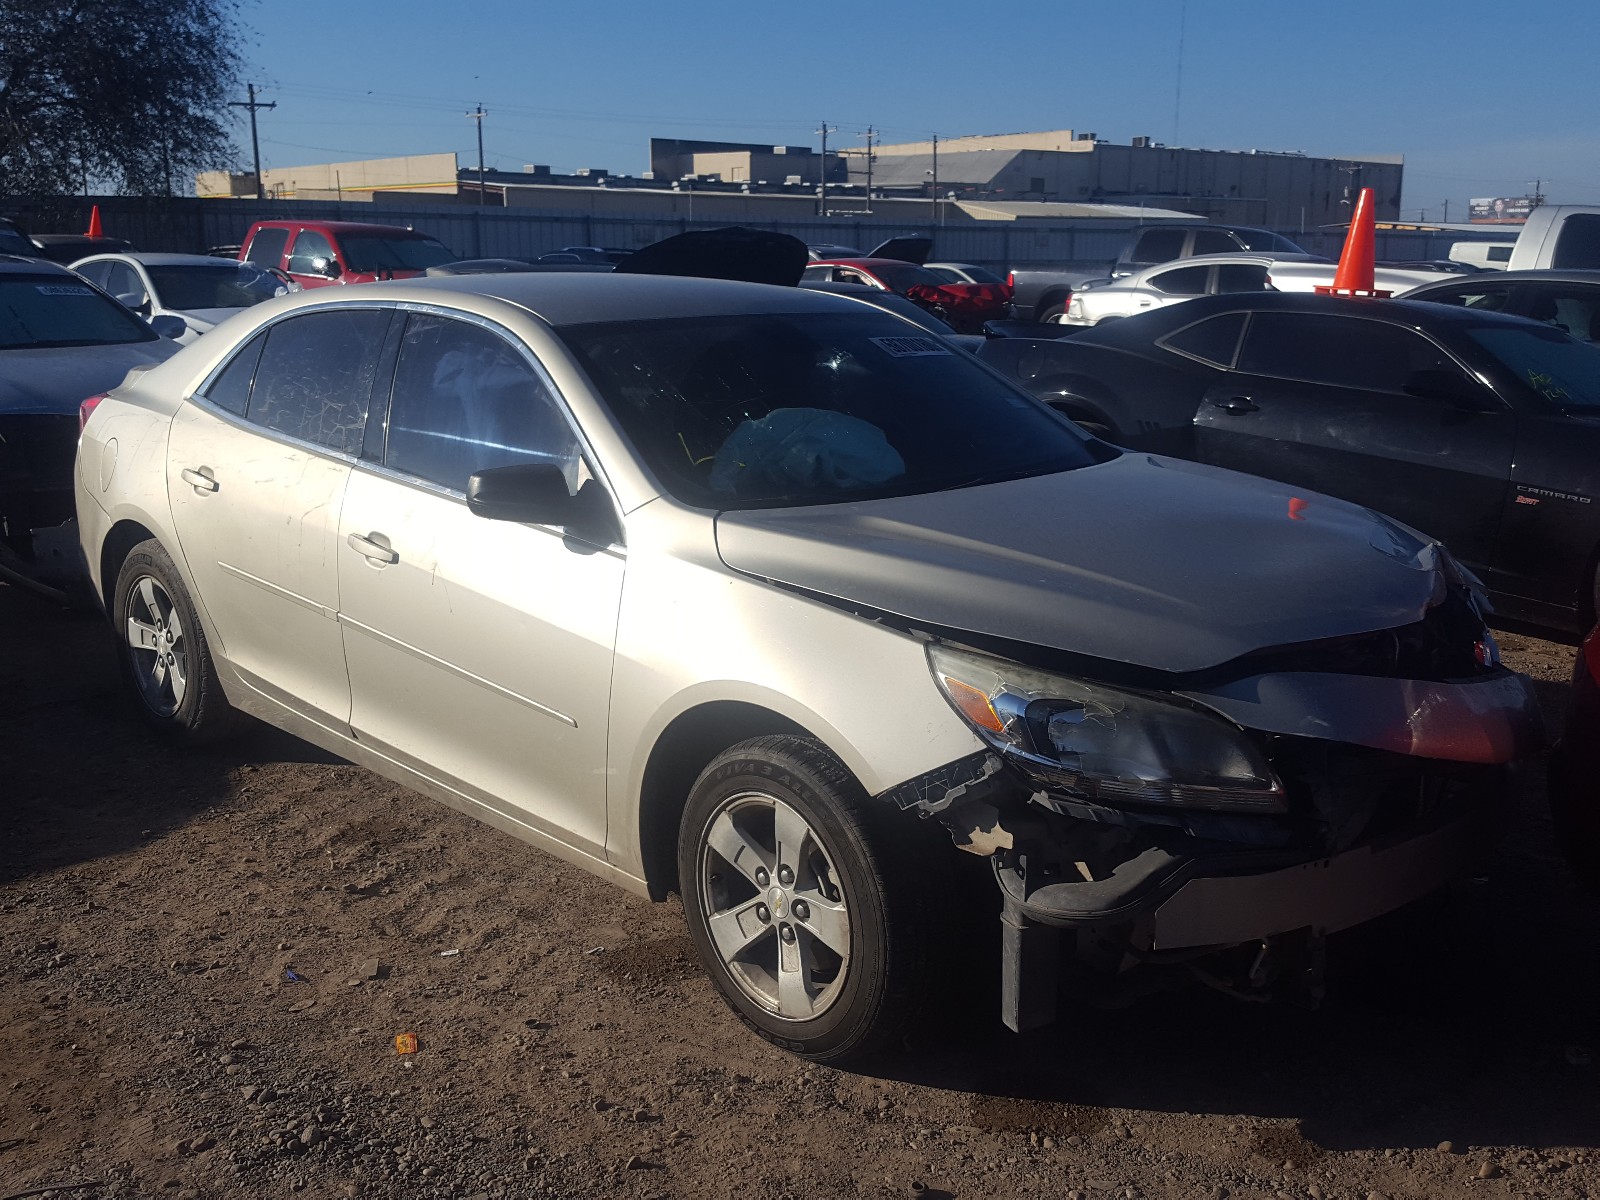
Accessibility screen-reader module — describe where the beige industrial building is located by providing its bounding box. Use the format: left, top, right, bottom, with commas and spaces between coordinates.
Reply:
196, 153, 461, 200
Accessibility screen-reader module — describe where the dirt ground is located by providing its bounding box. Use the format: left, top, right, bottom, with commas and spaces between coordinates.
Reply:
3, 580, 1598, 1200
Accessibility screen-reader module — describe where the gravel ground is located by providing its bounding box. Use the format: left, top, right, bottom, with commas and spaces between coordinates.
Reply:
3, 581, 1597, 1200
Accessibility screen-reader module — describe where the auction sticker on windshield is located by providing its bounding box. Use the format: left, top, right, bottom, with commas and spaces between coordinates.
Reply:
870, 335, 950, 357
36, 285, 94, 296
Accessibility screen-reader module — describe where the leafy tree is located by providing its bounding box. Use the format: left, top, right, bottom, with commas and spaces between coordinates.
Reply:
0, 0, 241, 195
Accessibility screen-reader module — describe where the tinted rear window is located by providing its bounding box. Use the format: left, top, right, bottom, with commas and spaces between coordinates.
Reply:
1553, 215, 1600, 270
244, 227, 290, 267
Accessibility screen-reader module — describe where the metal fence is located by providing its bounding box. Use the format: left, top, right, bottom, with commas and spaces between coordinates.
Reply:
3, 194, 1509, 271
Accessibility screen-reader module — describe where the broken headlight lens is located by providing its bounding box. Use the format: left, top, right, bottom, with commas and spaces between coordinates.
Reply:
928, 644, 1286, 813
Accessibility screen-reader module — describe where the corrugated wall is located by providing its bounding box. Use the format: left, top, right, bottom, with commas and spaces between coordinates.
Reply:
2, 195, 1507, 271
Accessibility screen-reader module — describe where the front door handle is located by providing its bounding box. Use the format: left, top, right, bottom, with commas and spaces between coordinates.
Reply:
180, 467, 218, 493
1208, 396, 1259, 414
347, 531, 398, 565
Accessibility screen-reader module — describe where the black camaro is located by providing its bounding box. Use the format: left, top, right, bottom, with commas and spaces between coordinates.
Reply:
979, 292, 1600, 634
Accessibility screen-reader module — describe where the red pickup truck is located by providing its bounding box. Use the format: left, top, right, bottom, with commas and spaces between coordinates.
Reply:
238, 220, 457, 289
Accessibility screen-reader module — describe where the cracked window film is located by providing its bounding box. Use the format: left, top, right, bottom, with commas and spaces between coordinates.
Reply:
246, 309, 387, 454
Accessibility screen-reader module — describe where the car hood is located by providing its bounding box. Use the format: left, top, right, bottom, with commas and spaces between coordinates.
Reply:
714, 453, 1456, 675
0, 340, 180, 416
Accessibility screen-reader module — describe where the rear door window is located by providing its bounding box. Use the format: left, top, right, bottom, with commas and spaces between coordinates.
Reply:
245, 309, 390, 453
382, 314, 582, 494
1529, 286, 1600, 342
1149, 265, 1209, 295
76, 261, 112, 289
1412, 283, 1513, 312
244, 227, 289, 268
1214, 264, 1271, 293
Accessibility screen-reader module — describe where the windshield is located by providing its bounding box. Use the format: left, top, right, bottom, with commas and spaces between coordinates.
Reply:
1467, 323, 1600, 409
1233, 229, 1307, 254
340, 234, 457, 272
146, 262, 287, 310
869, 262, 948, 292
0, 276, 157, 349
560, 311, 1101, 509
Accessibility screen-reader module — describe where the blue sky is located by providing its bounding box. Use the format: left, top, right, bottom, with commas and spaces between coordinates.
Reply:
236, 0, 1600, 217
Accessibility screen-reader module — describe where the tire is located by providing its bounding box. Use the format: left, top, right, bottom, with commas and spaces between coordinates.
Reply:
111, 538, 236, 744
678, 735, 958, 1063
1035, 296, 1069, 323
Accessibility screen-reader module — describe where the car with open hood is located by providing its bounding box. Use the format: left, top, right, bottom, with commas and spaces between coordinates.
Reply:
77, 272, 1538, 1062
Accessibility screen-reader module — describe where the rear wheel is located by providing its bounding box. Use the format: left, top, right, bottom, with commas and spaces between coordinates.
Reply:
112, 539, 235, 744
678, 735, 955, 1062
1036, 295, 1070, 323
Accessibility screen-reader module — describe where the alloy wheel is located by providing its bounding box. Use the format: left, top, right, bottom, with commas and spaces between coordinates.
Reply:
124, 574, 189, 717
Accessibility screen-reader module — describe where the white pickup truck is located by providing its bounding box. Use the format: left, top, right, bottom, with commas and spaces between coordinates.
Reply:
1506, 205, 1600, 270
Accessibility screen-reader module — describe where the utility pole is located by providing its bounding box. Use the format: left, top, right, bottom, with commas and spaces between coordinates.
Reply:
1442, 199, 1450, 223
817, 123, 836, 217
468, 104, 488, 205
858, 126, 875, 213
229, 83, 276, 200
1529, 178, 1545, 207
930, 133, 939, 223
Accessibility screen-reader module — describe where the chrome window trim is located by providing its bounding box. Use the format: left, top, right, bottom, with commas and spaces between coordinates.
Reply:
186, 301, 395, 465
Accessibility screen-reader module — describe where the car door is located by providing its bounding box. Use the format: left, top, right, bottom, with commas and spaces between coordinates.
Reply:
1193, 310, 1516, 564
166, 306, 393, 726
336, 310, 623, 855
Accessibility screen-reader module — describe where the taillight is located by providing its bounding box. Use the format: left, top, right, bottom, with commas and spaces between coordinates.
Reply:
1582, 627, 1600, 685
1006, 271, 1015, 291
79, 394, 106, 434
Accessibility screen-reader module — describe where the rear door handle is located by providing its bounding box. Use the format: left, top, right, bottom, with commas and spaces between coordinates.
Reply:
180, 467, 218, 493
1208, 396, 1259, 414
346, 531, 398, 565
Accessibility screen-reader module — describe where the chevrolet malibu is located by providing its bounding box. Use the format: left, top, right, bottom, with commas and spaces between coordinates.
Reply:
77, 274, 1540, 1062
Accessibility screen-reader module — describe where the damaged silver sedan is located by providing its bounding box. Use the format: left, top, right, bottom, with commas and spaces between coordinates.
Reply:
77, 273, 1540, 1063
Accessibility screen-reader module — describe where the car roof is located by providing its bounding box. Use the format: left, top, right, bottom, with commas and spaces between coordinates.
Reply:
1079, 289, 1564, 343
256, 271, 876, 328
926, 261, 983, 270
1408, 268, 1600, 291
1133, 252, 1326, 274
70, 252, 253, 268
248, 220, 437, 236
0, 255, 76, 276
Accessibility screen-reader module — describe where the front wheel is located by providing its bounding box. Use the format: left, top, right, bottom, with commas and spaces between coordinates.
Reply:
112, 539, 236, 744
678, 736, 954, 1062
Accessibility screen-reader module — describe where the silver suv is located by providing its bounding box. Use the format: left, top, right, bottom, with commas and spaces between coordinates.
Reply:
77, 273, 1540, 1062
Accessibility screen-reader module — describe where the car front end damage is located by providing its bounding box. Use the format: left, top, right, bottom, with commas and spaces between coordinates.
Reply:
884, 582, 1542, 1031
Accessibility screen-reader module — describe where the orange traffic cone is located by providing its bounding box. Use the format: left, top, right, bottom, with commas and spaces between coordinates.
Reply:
1315, 187, 1390, 299
86, 205, 103, 239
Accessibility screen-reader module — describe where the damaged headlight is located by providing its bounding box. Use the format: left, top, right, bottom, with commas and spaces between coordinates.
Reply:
928, 644, 1286, 813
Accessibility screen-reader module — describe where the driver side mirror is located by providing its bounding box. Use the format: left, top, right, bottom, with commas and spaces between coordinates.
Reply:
310, 255, 342, 278
116, 290, 151, 315
466, 463, 619, 545
1403, 368, 1484, 410
148, 314, 188, 340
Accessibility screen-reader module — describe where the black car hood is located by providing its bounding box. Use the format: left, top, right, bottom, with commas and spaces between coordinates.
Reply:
0, 340, 179, 416
615, 227, 808, 286
867, 235, 932, 265
715, 453, 1455, 675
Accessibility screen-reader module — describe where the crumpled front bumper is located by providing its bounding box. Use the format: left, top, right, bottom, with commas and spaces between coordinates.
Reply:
999, 806, 1491, 949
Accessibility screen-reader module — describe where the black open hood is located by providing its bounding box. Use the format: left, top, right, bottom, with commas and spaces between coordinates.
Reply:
867, 235, 932, 265
615, 227, 808, 286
